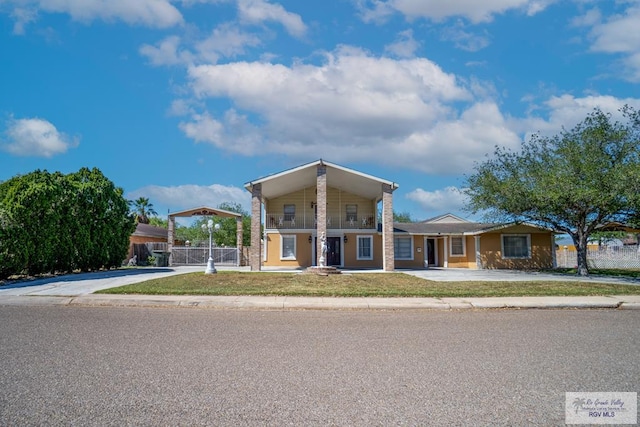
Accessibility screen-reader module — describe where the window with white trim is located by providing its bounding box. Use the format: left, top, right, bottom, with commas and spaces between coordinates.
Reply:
450, 236, 465, 257
501, 234, 531, 259
394, 236, 413, 260
283, 204, 295, 221
357, 235, 373, 260
281, 235, 296, 260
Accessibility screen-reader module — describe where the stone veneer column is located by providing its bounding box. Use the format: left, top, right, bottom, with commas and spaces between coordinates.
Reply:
236, 216, 244, 266
167, 215, 175, 266
250, 183, 262, 271
382, 183, 395, 271
316, 164, 327, 266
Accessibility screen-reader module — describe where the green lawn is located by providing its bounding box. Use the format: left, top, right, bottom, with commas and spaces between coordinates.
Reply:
96, 271, 640, 298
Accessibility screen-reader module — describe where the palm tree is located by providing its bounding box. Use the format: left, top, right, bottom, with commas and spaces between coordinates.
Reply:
130, 197, 157, 224
572, 398, 586, 414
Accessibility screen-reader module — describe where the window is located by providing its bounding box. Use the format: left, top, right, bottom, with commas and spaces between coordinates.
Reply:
357, 235, 373, 260
394, 237, 413, 260
346, 204, 358, 222
284, 204, 295, 221
281, 235, 296, 260
502, 234, 531, 259
450, 236, 465, 256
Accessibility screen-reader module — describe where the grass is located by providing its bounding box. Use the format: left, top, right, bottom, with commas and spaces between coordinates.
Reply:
96, 271, 640, 298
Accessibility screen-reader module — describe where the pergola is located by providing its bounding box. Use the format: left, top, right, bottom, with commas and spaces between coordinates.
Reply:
167, 206, 244, 266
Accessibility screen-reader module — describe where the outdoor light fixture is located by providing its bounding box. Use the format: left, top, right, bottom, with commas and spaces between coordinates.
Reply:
308, 235, 312, 243
202, 220, 221, 274
343, 235, 348, 243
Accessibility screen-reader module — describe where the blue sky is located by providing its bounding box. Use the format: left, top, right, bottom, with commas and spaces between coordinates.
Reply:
1, 0, 640, 222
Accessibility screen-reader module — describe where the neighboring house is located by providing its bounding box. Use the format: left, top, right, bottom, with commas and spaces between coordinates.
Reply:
244, 160, 555, 271
392, 214, 555, 270
244, 159, 398, 271
128, 223, 168, 264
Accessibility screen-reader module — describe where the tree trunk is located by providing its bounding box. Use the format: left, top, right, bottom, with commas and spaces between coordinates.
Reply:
572, 232, 589, 276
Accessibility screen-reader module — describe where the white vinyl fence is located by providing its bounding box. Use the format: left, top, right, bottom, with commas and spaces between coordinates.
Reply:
136, 242, 240, 266
556, 247, 640, 269
170, 245, 239, 266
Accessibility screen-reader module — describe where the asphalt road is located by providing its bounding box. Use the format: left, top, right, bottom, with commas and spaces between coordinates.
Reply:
1, 307, 638, 426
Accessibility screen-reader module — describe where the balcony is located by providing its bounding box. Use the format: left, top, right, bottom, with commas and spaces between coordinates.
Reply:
266, 213, 376, 230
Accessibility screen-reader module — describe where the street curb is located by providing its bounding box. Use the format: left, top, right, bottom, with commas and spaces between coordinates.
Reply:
2, 294, 640, 311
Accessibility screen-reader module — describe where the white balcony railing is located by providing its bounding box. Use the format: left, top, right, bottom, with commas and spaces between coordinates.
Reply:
266, 213, 376, 229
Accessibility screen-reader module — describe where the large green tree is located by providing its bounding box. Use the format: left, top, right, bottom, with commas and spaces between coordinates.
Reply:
465, 106, 640, 276
0, 168, 134, 278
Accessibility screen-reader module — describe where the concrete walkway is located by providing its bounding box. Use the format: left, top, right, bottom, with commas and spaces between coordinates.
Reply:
1, 266, 639, 310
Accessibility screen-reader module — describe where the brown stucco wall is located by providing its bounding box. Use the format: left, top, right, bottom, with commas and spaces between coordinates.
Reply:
479, 232, 553, 269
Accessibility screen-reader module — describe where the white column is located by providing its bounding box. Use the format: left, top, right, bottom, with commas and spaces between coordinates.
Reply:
474, 236, 482, 269
443, 236, 449, 268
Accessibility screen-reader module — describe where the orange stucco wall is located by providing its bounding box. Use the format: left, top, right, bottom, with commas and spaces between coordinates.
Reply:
264, 232, 382, 268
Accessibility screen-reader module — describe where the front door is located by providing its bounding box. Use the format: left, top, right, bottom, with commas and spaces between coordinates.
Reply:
327, 237, 341, 266
426, 238, 436, 267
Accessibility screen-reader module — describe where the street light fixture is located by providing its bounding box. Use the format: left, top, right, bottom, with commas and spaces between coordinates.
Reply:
202, 219, 221, 274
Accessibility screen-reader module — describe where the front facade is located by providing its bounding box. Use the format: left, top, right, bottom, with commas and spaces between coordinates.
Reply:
393, 214, 555, 270
245, 163, 555, 271
245, 160, 398, 271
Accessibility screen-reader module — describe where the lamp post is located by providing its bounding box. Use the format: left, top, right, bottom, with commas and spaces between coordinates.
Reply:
202, 220, 221, 274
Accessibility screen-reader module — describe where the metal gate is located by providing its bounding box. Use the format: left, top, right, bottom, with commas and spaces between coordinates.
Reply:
170, 246, 239, 266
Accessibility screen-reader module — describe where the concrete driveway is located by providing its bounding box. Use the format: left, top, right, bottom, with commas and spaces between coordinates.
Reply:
402, 267, 640, 285
0, 266, 205, 296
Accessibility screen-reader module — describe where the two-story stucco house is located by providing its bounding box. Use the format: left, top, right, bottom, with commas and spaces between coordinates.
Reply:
244, 160, 555, 271
245, 159, 398, 271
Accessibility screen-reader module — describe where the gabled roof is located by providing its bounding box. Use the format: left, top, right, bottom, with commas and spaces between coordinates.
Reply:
392, 221, 552, 235
168, 206, 241, 218
421, 213, 471, 224
244, 159, 398, 200
133, 223, 168, 239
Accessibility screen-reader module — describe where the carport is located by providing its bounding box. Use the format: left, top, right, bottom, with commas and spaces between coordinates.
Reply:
167, 206, 244, 266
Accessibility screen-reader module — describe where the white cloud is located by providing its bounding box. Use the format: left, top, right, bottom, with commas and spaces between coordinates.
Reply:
140, 35, 194, 66
127, 183, 251, 214
9, 7, 37, 34
1, 117, 79, 157
180, 47, 528, 175
237, 0, 306, 38
140, 24, 262, 66
441, 21, 491, 52
358, 0, 556, 24
582, 5, 640, 81
406, 186, 469, 214
4, 0, 183, 30
511, 94, 640, 139
195, 23, 262, 62
384, 29, 420, 58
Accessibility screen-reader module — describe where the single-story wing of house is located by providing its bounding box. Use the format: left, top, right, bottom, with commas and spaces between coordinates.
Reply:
392, 213, 555, 270
244, 160, 555, 271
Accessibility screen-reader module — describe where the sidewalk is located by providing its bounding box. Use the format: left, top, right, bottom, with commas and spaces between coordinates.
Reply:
1, 266, 640, 311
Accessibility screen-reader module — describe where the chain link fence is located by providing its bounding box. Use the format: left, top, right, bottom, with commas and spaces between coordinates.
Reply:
556, 247, 640, 269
